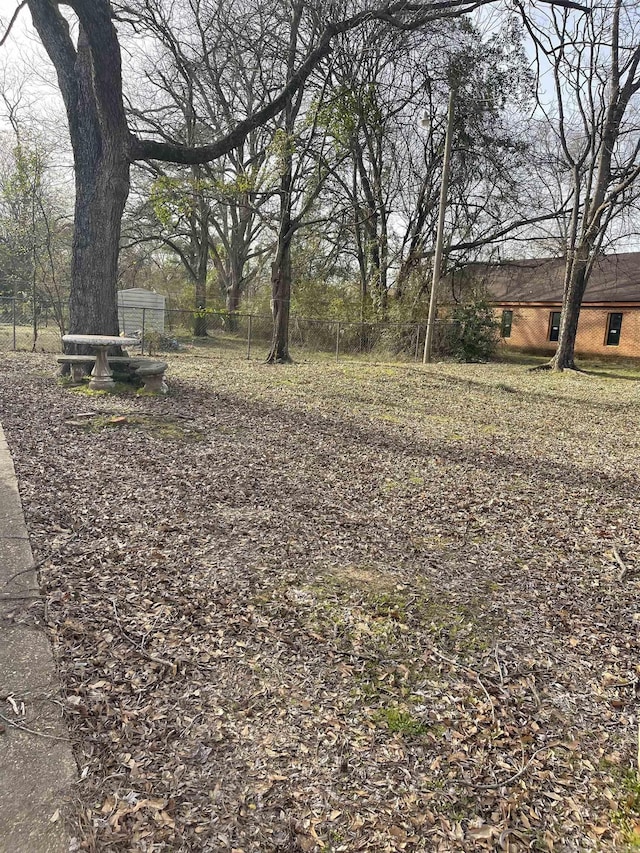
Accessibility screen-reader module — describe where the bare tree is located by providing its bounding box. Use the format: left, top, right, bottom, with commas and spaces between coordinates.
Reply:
319, 16, 537, 319
124, 0, 277, 332
0, 95, 72, 336
265, 2, 349, 363
322, 22, 441, 320
3, 0, 586, 347
523, 0, 640, 370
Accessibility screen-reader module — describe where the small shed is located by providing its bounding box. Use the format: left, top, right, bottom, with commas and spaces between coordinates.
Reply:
117, 288, 165, 335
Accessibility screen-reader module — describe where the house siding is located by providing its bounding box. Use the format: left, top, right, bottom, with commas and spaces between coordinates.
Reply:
495, 304, 640, 358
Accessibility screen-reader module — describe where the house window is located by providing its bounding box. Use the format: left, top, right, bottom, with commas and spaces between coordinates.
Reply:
549, 311, 561, 342
500, 310, 513, 338
606, 312, 623, 346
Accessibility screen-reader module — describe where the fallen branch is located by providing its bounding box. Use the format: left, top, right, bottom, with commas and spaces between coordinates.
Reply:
494, 642, 505, 687
3, 531, 82, 591
3, 564, 42, 585
459, 741, 569, 790
0, 593, 41, 600
110, 599, 176, 670
476, 674, 496, 723
429, 646, 496, 720
0, 711, 70, 742
613, 546, 630, 581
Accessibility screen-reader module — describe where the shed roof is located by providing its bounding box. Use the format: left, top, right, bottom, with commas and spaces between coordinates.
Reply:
481, 251, 640, 304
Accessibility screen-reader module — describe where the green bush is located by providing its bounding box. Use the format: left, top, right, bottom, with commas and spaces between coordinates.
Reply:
448, 299, 499, 362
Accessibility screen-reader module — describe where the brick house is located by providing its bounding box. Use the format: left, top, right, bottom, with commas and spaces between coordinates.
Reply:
478, 252, 640, 358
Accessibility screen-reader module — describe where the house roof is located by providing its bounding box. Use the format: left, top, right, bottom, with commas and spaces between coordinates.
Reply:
479, 251, 640, 304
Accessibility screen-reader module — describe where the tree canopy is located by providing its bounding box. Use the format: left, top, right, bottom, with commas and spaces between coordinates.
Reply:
3, 0, 623, 367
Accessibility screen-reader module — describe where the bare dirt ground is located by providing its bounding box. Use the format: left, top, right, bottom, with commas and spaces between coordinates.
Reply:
0, 351, 639, 853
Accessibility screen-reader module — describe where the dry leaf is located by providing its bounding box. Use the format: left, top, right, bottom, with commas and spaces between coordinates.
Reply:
2, 352, 638, 852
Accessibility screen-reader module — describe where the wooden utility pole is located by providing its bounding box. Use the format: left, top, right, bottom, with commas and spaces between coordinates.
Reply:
423, 87, 455, 364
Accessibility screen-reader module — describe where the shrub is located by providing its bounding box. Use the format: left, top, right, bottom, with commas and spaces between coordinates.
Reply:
141, 329, 181, 353
448, 299, 499, 362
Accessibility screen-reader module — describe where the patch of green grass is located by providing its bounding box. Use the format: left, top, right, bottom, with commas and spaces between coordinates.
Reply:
258, 569, 495, 717
67, 412, 204, 441
425, 608, 492, 655
494, 347, 640, 380
63, 379, 135, 396
381, 477, 401, 492
493, 349, 548, 368
409, 534, 455, 552
370, 591, 407, 621
276, 564, 495, 662
373, 706, 428, 736
613, 770, 640, 848
379, 473, 426, 494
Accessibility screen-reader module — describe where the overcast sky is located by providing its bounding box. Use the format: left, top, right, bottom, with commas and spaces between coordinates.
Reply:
0, 0, 74, 194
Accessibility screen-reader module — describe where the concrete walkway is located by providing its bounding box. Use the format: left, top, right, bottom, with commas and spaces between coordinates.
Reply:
0, 425, 75, 853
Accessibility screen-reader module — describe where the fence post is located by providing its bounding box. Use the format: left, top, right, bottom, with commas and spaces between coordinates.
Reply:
32, 292, 37, 352
247, 314, 252, 360
12, 298, 16, 351
335, 321, 340, 362
414, 324, 421, 361
141, 307, 146, 355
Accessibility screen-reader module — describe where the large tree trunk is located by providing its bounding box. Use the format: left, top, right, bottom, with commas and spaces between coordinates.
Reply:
69, 153, 129, 340
64, 25, 131, 354
548, 253, 589, 370
266, 237, 293, 364
27, 6, 131, 352
193, 275, 208, 337
354, 227, 372, 352
191, 164, 210, 338
265, 5, 301, 366
536, 6, 637, 375
193, 233, 209, 337
225, 252, 244, 332
226, 278, 242, 314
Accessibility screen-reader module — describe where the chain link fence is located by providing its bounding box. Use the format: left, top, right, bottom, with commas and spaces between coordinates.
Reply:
143, 307, 460, 362
0, 296, 65, 353
0, 297, 461, 363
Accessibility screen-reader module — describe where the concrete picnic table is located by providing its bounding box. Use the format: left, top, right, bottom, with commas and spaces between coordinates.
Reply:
62, 334, 138, 391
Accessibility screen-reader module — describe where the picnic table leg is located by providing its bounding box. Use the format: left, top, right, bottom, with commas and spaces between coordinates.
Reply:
89, 346, 114, 390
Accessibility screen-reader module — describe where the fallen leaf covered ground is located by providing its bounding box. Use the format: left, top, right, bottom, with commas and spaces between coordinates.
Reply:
0, 350, 639, 853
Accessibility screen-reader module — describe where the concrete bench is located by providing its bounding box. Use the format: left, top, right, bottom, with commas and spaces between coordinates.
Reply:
57, 354, 97, 382
57, 355, 168, 393
134, 361, 168, 394
57, 354, 138, 382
